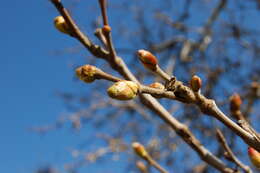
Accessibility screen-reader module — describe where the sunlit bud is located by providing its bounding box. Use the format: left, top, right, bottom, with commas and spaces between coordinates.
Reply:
149, 82, 165, 90
54, 16, 73, 36
75, 65, 98, 83
190, 75, 202, 92
132, 142, 148, 158
136, 161, 147, 172
137, 50, 158, 71
102, 25, 111, 34
107, 81, 139, 100
230, 93, 242, 111
248, 147, 260, 169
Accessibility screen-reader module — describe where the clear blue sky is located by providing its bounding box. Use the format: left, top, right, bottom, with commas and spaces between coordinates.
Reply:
0, 0, 93, 172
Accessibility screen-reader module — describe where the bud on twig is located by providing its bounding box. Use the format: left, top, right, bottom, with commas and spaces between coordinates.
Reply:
190, 75, 202, 92
230, 93, 242, 111
137, 50, 158, 71
149, 82, 165, 90
107, 81, 139, 100
75, 65, 98, 83
54, 16, 73, 36
148, 82, 165, 98
248, 147, 260, 169
136, 161, 148, 173
132, 142, 148, 158
102, 25, 111, 34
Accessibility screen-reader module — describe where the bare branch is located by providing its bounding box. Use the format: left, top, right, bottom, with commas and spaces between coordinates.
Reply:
216, 129, 252, 173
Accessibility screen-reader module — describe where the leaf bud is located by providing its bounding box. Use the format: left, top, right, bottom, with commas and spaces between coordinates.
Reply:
107, 81, 139, 100
248, 147, 260, 169
132, 142, 148, 158
75, 65, 98, 83
137, 49, 158, 71
190, 75, 202, 92
102, 25, 111, 34
54, 16, 73, 36
230, 93, 242, 111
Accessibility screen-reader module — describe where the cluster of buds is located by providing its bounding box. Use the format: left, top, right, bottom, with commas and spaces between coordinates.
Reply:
132, 142, 148, 159
54, 16, 73, 36
107, 81, 139, 100
248, 147, 260, 169
75, 65, 98, 83
137, 50, 158, 71
190, 75, 202, 92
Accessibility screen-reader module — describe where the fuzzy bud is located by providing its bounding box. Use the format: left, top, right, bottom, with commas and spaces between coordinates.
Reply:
248, 147, 260, 169
107, 81, 139, 100
54, 16, 73, 36
132, 142, 148, 158
75, 65, 98, 83
190, 75, 202, 92
230, 93, 242, 111
137, 50, 158, 71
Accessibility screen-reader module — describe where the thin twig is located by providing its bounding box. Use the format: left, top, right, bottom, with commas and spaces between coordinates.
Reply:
155, 66, 171, 81
216, 129, 252, 173
98, 0, 118, 67
145, 156, 168, 173
133, 142, 168, 173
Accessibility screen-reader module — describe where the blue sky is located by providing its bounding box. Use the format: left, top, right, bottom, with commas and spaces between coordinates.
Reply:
0, 1, 135, 172
0, 0, 88, 172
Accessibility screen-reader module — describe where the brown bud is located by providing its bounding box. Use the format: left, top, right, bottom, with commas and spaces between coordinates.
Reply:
137, 50, 158, 71
149, 82, 165, 90
230, 93, 242, 111
102, 25, 111, 34
132, 142, 148, 158
190, 75, 202, 92
107, 81, 139, 100
248, 147, 260, 168
75, 65, 98, 83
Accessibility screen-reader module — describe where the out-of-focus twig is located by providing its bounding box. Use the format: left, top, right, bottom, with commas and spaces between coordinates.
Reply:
216, 129, 252, 173
132, 142, 168, 173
